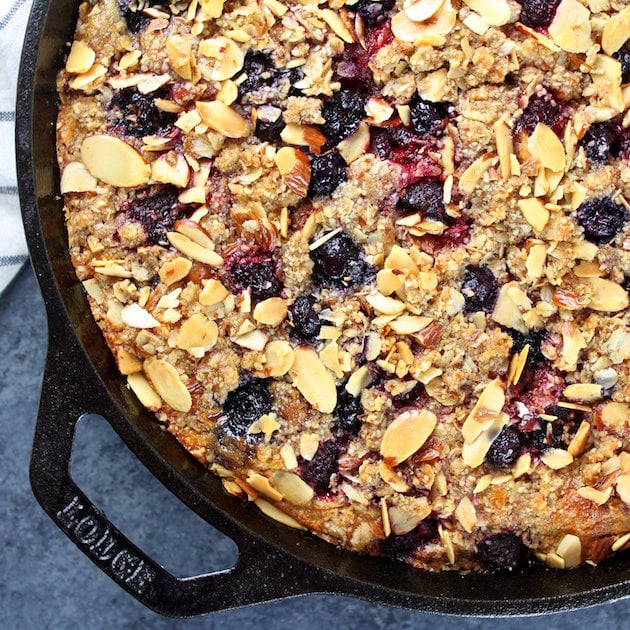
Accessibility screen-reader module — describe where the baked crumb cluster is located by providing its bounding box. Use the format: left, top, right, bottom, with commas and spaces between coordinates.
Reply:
57, 0, 630, 571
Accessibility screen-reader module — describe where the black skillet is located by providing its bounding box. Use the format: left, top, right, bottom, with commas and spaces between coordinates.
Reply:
15, 0, 630, 617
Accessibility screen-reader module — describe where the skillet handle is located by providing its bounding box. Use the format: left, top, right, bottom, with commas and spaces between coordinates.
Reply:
30, 343, 322, 616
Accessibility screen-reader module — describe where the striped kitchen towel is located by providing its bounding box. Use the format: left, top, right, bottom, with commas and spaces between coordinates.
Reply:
0, 0, 32, 295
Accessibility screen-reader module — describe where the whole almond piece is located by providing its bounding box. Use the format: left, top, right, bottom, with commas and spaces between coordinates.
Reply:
290, 346, 337, 413
380, 409, 437, 466
81, 135, 150, 187
144, 358, 192, 412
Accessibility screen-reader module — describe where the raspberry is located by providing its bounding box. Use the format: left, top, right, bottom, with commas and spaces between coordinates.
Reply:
397, 180, 447, 222
476, 533, 525, 571
307, 151, 347, 198
517, 0, 562, 30
299, 439, 341, 494
409, 93, 451, 137
288, 295, 321, 340
321, 89, 366, 147
461, 265, 499, 314
575, 197, 628, 244
309, 231, 374, 289
221, 379, 272, 437
485, 426, 522, 469
110, 88, 176, 138
579, 120, 622, 164
225, 248, 283, 301
513, 89, 570, 139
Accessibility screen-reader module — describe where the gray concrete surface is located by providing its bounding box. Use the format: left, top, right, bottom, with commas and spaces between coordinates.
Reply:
1, 263, 630, 629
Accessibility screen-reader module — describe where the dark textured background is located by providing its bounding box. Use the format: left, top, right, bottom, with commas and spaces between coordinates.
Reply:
2, 264, 630, 629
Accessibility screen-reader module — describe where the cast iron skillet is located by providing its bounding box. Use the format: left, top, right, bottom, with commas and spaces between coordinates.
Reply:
15, 0, 630, 617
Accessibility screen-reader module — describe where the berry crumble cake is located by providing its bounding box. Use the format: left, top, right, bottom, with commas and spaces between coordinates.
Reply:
57, 0, 630, 572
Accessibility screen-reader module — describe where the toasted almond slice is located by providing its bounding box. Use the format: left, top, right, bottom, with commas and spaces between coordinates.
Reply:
528, 124, 566, 171
199, 278, 229, 305
66, 40, 96, 74
403, 0, 445, 23
253, 297, 288, 327
151, 151, 190, 187
463, 0, 511, 27
388, 504, 429, 536
391, 1, 456, 41
280, 123, 327, 154
518, 198, 550, 232
263, 340, 295, 377
512, 453, 531, 479
159, 257, 192, 286
290, 346, 337, 413
271, 471, 314, 505
127, 373, 162, 410
462, 378, 505, 444
280, 443, 298, 470
320, 341, 343, 379
577, 486, 611, 506
144, 358, 192, 412
492, 282, 531, 334
454, 496, 477, 533
199, 0, 225, 18
320, 8, 355, 43
389, 315, 433, 335
459, 154, 495, 194
380, 409, 437, 466
254, 499, 305, 530
612, 531, 630, 552
556, 534, 582, 568
617, 475, 630, 506
526, 243, 546, 279
597, 401, 630, 430
377, 269, 405, 296
167, 232, 224, 267
60, 161, 98, 193
548, 0, 592, 53
176, 313, 218, 354
542, 448, 573, 470
379, 461, 411, 493
494, 117, 513, 180
462, 413, 509, 468
81, 135, 150, 187
274, 147, 311, 197
345, 365, 372, 397
384, 245, 419, 273
365, 292, 406, 315
580, 277, 630, 312
563, 383, 602, 403
198, 36, 245, 81
601, 6, 630, 55
337, 122, 370, 164
233, 329, 268, 351
567, 421, 591, 457
247, 473, 283, 502
166, 35, 193, 80
196, 101, 249, 138
121, 303, 160, 328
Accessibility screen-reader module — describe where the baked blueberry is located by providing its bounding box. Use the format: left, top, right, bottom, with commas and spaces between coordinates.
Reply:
225, 249, 283, 300
575, 197, 628, 244
614, 44, 630, 84
118, 0, 169, 33
513, 89, 569, 138
124, 185, 184, 245
370, 126, 428, 164
221, 379, 272, 437
289, 295, 321, 340
485, 425, 522, 469
409, 92, 451, 137
579, 120, 622, 164
397, 180, 447, 222
300, 439, 341, 494
507, 328, 548, 368
333, 385, 364, 435
476, 532, 525, 571
461, 265, 499, 314
517, 0, 562, 29
308, 151, 348, 198
110, 88, 176, 138
380, 518, 438, 560
321, 89, 366, 146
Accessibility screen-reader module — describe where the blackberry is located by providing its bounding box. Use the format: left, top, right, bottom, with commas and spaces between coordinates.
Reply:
254, 107, 284, 143
110, 88, 176, 138
354, 0, 394, 23
299, 439, 341, 494
309, 231, 374, 289
579, 120, 622, 164
476, 533, 525, 571
575, 196, 628, 244
308, 151, 347, 198
397, 180, 447, 222
225, 249, 283, 301
221, 379, 272, 437
623, 275, 630, 293
370, 126, 427, 164
321, 90, 366, 146
513, 89, 569, 139
461, 265, 499, 314
288, 295, 321, 340
117, 0, 169, 34
507, 328, 548, 369
485, 425, 522, 469
380, 519, 438, 560
333, 385, 363, 435
614, 44, 630, 84
237, 50, 302, 104
517, 0, 562, 30
409, 93, 451, 137
124, 185, 184, 245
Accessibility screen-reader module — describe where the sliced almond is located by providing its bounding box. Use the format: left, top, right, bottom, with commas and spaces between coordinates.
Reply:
280, 123, 326, 154
254, 499, 305, 530
274, 147, 311, 197
527, 124, 566, 172
597, 401, 630, 431
377, 269, 405, 296
601, 6, 630, 55
232, 329, 268, 351
337, 122, 370, 164
389, 315, 433, 335
60, 161, 98, 193
391, 1, 456, 42
567, 421, 591, 457
261, 339, 294, 377
127, 373, 162, 410
492, 282, 531, 334
151, 151, 190, 187
563, 383, 602, 403
290, 347, 337, 413
385, 245, 419, 273
462, 378, 505, 444
167, 232, 224, 267
580, 277, 630, 312
81, 135, 150, 187
247, 473, 283, 502
518, 198, 550, 232
253, 297, 288, 327
379, 461, 411, 493
542, 448, 574, 470
166, 35, 193, 80
345, 365, 372, 397
388, 504, 430, 536
454, 496, 477, 533
403, 0, 445, 23
548, 0, 592, 53
616, 475, 630, 506
144, 358, 192, 412
199, 279, 229, 306
199, 0, 225, 19
121, 303, 160, 328
66, 40, 96, 74
494, 117, 513, 180
176, 313, 218, 354
320, 8, 355, 43
198, 36, 245, 81
380, 409, 437, 466
462, 413, 509, 468
365, 292, 406, 315
526, 243, 546, 279
196, 101, 249, 138
280, 443, 298, 470
459, 154, 495, 194
159, 257, 192, 286
556, 533, 582, 568
463, 0, 511, 27
577, 486, 611, 506
271, 471, 314, 505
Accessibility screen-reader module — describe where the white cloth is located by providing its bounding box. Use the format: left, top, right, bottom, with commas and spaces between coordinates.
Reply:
0, 0, 31, 295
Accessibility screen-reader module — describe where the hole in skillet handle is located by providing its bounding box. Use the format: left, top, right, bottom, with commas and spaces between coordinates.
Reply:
27, 338, 319, 617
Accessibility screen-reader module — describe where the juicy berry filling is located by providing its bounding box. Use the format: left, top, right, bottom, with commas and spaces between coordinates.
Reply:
288, 295, 321, 340
309, 231, 375, 289
321, 89, 366, 147
335, 43, 378, 94
461, 265, 499, 314
396, 180, 447, 222
614, 44, 630, 84
409, 93, 452, 138
507, 328, 548, 369
118, 0, 169, 34
380, 518, 438, 560
333, 385, 364, 434
299, 439, 342, 494
575, 196, 628, 245
308, 150, 348, 198
225, 248, 283, 300
579, 120, 622, 164
110, 88, 176, 138
221, 379, 272, 437
476, 532, 525, 571
517, 0, 562, 30
513, 89, 570, 139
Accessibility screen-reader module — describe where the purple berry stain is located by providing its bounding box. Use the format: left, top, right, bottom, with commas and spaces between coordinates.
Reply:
614, 44, 630, 84
476, 532, 525, 571
575, 196, 628, 245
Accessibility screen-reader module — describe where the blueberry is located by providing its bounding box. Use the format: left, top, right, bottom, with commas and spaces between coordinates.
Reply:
354, 0, 394, 23
513, 89, 569, 139
110, 88, 176, 138
461, 265, 499, 314
391, 382, 424, 408
409, 93, 451, 137
225, 250, 283, 301
321, 90, 366, 147
579, 120, 622, 164
614, 45, 630, 84
517, 0, 562, 29
623, 275, 630, 293
118, 0, 169, 33
221, 379, 272, 437
397, 180, 447, 222
476, 532, 525, 571
308, 151, 348, 198
299, 439, 341, 494
288, 295, 321, 340
254, 108, 284, 143
485, 425, 522, 469
507, 328, 548, 368
124, 185, 185, 245
380, 518, 438, 560
575, 196, 628, 244
370, 126, 427, 164
237, 50, 302, 104
309, 231, 374, 289
333, 386, 363, 434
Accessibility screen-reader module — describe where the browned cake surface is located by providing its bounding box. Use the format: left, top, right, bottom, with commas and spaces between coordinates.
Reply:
57, 0, 630, 571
